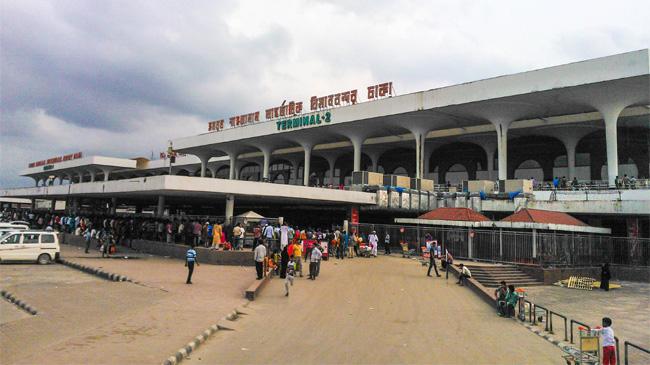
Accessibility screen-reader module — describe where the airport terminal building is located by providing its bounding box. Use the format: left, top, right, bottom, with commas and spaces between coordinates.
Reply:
2, 50, 649, 236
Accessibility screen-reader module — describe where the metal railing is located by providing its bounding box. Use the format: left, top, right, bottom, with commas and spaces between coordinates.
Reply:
549, 310, 569, 342
625, 341, 650, 365
570, 319, 591, 344
356, 223, 650, 267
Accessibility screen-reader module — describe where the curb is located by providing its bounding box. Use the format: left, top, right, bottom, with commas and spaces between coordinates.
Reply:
58, 258, 132, 282
161, 301, 250, 365
522, 321, 572, 350
1, 289, 38, 315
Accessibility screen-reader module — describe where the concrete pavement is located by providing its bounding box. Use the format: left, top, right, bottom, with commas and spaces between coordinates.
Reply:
186, 255, 563, 364
0, 244, 256, 365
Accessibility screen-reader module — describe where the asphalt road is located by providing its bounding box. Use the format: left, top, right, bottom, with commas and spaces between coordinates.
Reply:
186, 255, 563, 365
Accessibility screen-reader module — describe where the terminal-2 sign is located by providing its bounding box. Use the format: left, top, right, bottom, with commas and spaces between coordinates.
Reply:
275, 111, 331, 131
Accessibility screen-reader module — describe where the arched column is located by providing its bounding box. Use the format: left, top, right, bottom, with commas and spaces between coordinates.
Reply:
493, 120, 512, 180
301, 143, 313, 186
598, 104, 627, 186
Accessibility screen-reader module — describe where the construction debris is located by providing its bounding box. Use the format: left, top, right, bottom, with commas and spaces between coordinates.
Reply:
553, 276, 621, 290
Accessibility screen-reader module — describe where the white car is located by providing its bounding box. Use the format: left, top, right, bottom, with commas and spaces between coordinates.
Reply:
0, 231, 60, 264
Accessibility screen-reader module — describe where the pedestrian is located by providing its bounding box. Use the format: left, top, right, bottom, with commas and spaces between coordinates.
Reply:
185, 244, 199, 284
494, 281, 508, 316
345, 231, 354, 258
253, 224, 261, 249
280, 222, 289, 251
427, 240, 441, 277
600, 263, 611, 291
309, 244, 322, 280
292, 239, 303, 277
384, 232, 391, 255
595, 317, 617, 365
84, 228, 92, 253
233, 223, 243, 250
284, 258, 296, 296
456, 263, 471, 286
504, 284, 518, 317
368, 231, 378, 257
212, 222, 222, 250
254, 242, 267, 280
280, 244, 289, 279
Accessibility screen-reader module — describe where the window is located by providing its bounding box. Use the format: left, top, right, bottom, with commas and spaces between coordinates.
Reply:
23, 234, 40, 244
3, 234, 21, 244
41, 234, 55, 243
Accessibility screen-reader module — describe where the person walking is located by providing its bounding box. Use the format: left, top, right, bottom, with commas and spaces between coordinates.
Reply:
292, 240, 303, 277
427, 241, 441, 277
254, 242, 267, 280
84, 228, 92, 253
285, 258, 296, 296
185, 244, 199, 284
345, 231, 353, 258
384, 232, 391, 255
280, 244, 289, 279
309, 244, 322, 280
368, 231, 378, 257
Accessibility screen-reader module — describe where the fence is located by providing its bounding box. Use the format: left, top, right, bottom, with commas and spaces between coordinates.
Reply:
355, 223, 650, 267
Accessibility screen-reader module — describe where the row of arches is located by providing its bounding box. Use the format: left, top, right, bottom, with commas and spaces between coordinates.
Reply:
178, 127, 648, 185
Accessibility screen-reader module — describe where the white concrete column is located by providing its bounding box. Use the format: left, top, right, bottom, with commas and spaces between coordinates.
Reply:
302, 144, 313, 186
262, 149, 272, 182
350, 136, 364, 172
228, 153, 238, 180
494, 121, 512, 180
101, 169, 111, 181
89, 171, 96, 182
198, 155, 210, 178
566, 142, 577, 181
487, 151, 495, 181
599, 104, 626, 186
33, 177, 40, 187
410, 130, 427, 179
208, 167, 217, 178
58, 176, 64, 185
78, 172, 84, 183
225, 194, 235, 225
156, 195, 165, 217
324, 155, 338, 185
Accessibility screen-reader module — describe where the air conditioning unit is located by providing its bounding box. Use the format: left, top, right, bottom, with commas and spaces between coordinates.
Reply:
352, 171, 384, 185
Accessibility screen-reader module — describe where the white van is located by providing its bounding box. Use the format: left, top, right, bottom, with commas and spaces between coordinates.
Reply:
0, 223, 29, 237
0, 231, 60, 264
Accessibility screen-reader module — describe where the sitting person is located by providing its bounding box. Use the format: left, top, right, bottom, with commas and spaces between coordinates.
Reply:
494, 281, 508, 316
505, 285, 519, 318
456, 263, 471, 286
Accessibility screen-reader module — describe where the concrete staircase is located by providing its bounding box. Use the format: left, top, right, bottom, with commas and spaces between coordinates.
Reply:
466, 264, 543, 288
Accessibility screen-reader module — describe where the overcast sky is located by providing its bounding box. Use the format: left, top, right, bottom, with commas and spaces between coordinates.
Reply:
1, 0, 649, 187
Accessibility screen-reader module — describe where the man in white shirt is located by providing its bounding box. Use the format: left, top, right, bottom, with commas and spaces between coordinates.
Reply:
368, 231, 378, 257
254, 243, 267, 280
308, 245, 322, 280
457, 263, 472, 286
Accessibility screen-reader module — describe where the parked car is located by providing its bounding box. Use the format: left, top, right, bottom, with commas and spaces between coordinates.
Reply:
0, 231, 60, 264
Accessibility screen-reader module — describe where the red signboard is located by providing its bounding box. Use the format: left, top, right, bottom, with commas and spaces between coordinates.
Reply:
310, 90, 358, 111
208, 119, 225, 132
265, 101, 303, 120
367, 82, 393, 100
351, 207, 359, 225
29, 152, 82, 168
206, 81, 394, 131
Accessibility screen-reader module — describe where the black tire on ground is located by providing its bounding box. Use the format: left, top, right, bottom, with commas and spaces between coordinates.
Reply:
37, 254, 51, 265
